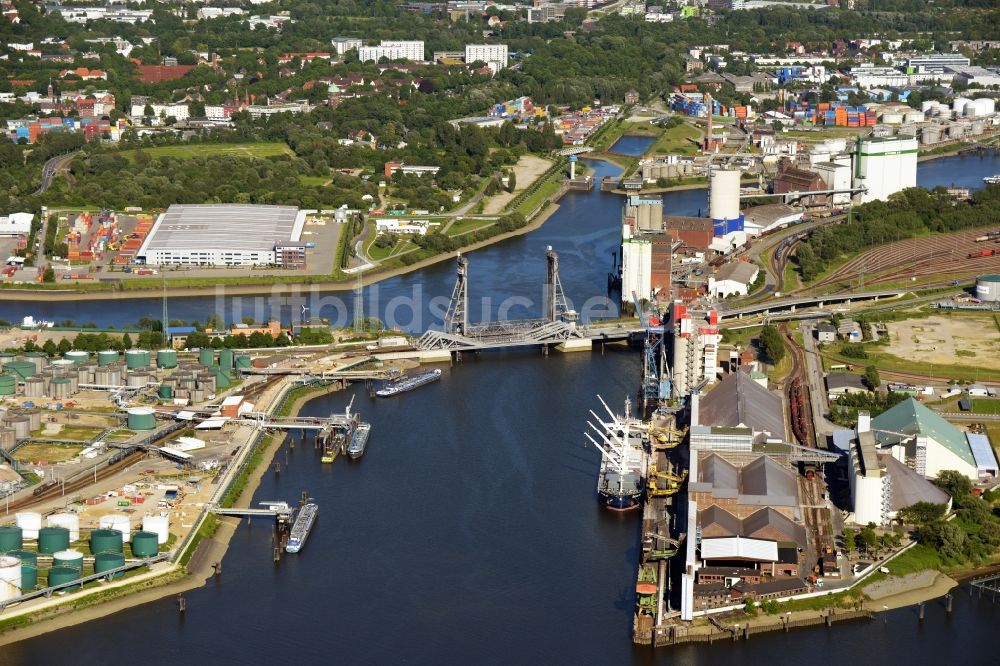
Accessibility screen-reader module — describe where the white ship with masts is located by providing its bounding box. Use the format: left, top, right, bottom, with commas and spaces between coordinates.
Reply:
585, 396, 649, 511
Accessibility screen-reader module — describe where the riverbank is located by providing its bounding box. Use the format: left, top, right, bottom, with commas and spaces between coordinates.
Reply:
0, 380, 344, 645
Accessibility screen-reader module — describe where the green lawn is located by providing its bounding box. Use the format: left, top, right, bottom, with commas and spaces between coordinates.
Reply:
368, 238, 417, 261
972, 399, 1000, 414
446, 218, 494, 236
117, 142, 293, 162
298, 175, 330, 186
650, 122, 701, 155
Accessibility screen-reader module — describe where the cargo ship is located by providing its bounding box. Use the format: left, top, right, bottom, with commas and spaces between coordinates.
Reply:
347, 422, 371, 459
375, 368, 442, 397
285, 503, 317, 553
585, 396, 648, 511
985, 175, 1000, 185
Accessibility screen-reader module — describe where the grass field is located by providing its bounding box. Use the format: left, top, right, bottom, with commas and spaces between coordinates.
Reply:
446, 218, 494, 236
298, 175, 329, 186
118, 142, 293, 161
972, 399, 1000, 414
650, 122, 701, 155
12, 442, 85, 463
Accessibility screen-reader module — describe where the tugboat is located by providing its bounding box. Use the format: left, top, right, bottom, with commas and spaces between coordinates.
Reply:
585, 396, 648, 511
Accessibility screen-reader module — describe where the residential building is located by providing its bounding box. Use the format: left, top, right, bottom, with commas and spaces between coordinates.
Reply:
465, 43, 508, 68
331, 37, 362, 55
359, 40, 425, 63
814, 323, 836, 343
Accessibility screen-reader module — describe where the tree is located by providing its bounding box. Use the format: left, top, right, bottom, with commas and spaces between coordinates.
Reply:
275, 332, 290, 347
42, 266, 55, 283
843, 528, 856, 553
758, 325, 786, 365
864, 365, 881, 391
897, 502, 947, 526
57, 338, 72, 354
935, 470, 973, 503
506, 169, 516, 193
857, 523, 879, 556
122, 333, 133, 349
42, 339, 58, 356
743, 598, 757, 616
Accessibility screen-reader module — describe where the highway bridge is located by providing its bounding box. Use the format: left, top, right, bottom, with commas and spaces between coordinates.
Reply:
717, 290, 905, 321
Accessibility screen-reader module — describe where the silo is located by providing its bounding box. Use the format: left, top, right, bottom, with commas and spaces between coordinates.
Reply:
142, 516, 170, 545
2, 416, 29, 439
15, 513, 41, 540
0, 555, 22, 602
235, 354, 252, 370
127, 407, 156, 430
8, 550, 37, 591
21, 352, 48, 373
46, 565, 80, 591
125, 349, 150, 369
50, 377, 71, 399
199, 348, 215, 367
37, 526, 70, 554
709, 169, 743, 235
99, 514, 130, 536
130, 531, 159, 557
0, 375, 15, 397
97, 350, 118, 367
219, 348, 234, 371
156, 349, 177, 369
46, 513, 80, 542
63, 351, 89, 364
94, 552, 125, 578
0, 526, 22, 552
127, 372, 151, 388
52, 549, 83, 575
3, 362, 35, 381
90, 529, 123, 554
21, 409, 41, 432
158, 384, 173, 400
0, 428, 14, 449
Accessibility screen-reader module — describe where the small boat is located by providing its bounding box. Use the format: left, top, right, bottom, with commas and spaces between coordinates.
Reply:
285, 503, 317, 553
984, 175, 1000, 185
320, 446, 336, 463
347, 422, 371, 459
375, 369, 442, 397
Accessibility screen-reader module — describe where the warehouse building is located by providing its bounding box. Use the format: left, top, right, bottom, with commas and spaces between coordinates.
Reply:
0, 212, 33, 236
137, 204, 308, 267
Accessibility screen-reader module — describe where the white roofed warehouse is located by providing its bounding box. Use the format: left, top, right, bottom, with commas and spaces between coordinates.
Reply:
136, 204, 307, 268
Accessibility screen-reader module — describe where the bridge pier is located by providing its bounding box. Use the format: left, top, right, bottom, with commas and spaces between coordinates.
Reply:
556, 338, 594, 353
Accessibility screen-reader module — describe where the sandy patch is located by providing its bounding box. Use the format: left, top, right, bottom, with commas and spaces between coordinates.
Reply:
884, 315, 1000, 368
865, 571, 958, 610
482, 154, 553, 214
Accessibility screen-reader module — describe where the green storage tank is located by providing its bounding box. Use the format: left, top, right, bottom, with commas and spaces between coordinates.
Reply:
198, 348, 215, 366
94, 552, 125, 578
158, 384, 173, 400
219, 348, 234, 370
214, 369, 231, 389
130, 531, 159, 557
235, 354, 252, 370
126, 408, 156, 431
125, 349, 150, 369
0, 375, 15, 396
46, 565, 80, 591
97, 350, 119, 367
156, 349, 177, 369
3, 361, 35, 380
8, 550, 37, 591
0, 525, 22, 551
37, 527, 70, 554
63, 351, 89, 364
90, 528, 123, 554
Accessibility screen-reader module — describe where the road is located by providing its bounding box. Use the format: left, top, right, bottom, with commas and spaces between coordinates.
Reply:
799, 322, 840, 443
32, 151, 76, 196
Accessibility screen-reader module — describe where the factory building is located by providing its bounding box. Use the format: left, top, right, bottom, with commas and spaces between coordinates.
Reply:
741, 204, 802, 236
665, 216, 714, 250
620, 229, 651, 302
854, 136, 917, 203
667, 305, 721, 398
649, 234, 672, 297
137, 204, 308, 268
0, 213, 33, 236
707, 261, 758, 298
813, 161, 853, 206
689, 369, 787, 452
622, 195, 663, 233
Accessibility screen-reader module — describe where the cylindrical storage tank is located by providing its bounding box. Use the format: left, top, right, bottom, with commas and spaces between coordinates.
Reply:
235, 354, 252, 370
158, 384, 173, 400
142, 516, 169, 545
921, 126, 941, 145
0, 555, 22, 602
0, 353, 14, 366
98, 515, 130, 538
971, 120, 985, 135
953, 97, 971, 113
97, 350, 118, 367
198, 348, 215, 367
49, 359, 75, 374
0, 375, 14, 396
90, 528, 123, 554
94, 552, 125, 578
219, 348, 234, 371
2, 416, 29, 439
0, 526, 22, 552
15, 513, 41, 540
709, 169, 741, 224
50, 377, 71, 399
973, 98, 996, 116
46, 565, 80, 591
976, 275, 1000, 303
3, 362, 35, 381
880, 112, 903, 124
22, 409, 41, 432
8, 550, 37, 591
52, 549, 83, 575
76, 364, 94, 384
126, 373, 150, 388
903, 111, 925, 124
46, 513, 80, 542
125, 349, 150, 369
130, 531, 159, 557
964, 103, 982, 118
63, 351, 89, 364
190, 388, 205, 403
174, 388, 189, 400
37, 526, 70, 554
0, 428, 14, 449
156, 349, 177, 369
94, 364, 123, 386
213, 370, 230, 390
21, 352, 48, 373
127, 407, 156, 431
199, 374, 217, 393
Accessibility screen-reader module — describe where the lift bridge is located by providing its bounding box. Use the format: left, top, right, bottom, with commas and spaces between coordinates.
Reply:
416, 248, 589, 352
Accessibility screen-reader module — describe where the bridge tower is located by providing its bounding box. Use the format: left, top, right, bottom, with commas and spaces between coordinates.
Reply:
545, 246, 572, 323
444, 254, 469, 335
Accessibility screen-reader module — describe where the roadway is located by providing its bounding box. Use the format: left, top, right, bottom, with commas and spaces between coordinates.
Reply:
32, 151, 77, 196
799, 322, 840, 443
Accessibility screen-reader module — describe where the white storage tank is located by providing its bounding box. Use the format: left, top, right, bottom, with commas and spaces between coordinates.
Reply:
976, 275, 1000, 303
15, 512, 41, 540
52, 548, 84, 573
142, 516, 170, 545
46, 513, 80, 542
99, 514, 131, 537
0, 555, 22, 602
952, 97, 971, 114
880, 112, 903, 125
709, 169, 741, 223
903, 111, 925, 124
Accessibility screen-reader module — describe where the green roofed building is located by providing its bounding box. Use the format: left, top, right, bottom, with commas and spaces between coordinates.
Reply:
870, 397, 977, 481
